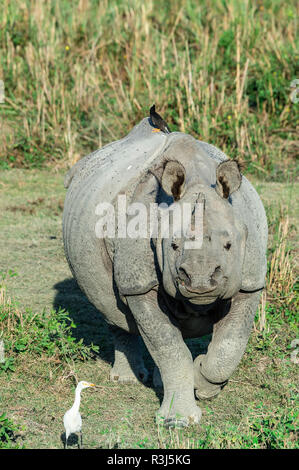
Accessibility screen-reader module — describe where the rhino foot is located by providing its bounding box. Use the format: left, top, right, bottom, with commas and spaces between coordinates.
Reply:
109, 326, 149, 384
110, 364, 149, 384
156, 399, 202, 428
194, 354, 223, 400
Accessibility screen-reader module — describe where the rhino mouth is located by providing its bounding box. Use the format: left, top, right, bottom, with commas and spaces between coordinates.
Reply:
177, 281, 217, 295
177, 282, 219, 303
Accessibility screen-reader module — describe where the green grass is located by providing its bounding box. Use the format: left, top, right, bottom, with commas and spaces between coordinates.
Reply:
0, 293, 99, 367
0, 412, 23, 449
0, 0, 298, 179
0, 0, 298, 449
0, 170, 298, 449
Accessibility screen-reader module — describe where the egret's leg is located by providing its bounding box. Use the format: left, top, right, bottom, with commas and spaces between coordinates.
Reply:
79, 431, 83, 449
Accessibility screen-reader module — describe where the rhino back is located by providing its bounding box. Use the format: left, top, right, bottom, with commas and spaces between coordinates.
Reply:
62, 119, 168, 304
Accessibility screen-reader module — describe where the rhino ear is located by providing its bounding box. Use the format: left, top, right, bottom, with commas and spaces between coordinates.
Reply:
161, 161, 186, 201
215, 160, 242, 199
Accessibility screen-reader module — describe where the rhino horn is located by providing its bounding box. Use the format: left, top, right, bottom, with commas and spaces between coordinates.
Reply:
191, 192, 205, 229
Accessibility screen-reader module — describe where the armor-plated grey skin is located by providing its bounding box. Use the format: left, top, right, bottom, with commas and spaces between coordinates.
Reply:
63, 118, 268, 427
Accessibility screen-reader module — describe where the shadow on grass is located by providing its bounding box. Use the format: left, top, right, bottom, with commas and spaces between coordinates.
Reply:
53, 277, 113, 364
53, 277, 211, 403
60, 431, 81, 449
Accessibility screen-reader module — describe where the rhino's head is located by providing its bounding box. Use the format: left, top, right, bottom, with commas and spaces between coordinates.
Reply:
155, 155, 247, 305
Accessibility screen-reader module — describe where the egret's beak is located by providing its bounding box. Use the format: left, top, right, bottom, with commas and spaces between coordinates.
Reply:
89, 383, 95, 387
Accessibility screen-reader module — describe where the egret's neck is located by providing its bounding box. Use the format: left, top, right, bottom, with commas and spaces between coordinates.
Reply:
71, 387, 82, 413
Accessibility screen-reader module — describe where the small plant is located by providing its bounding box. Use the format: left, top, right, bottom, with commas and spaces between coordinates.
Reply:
0, 413, 21, 449
0, 285, 99, 375
0, 357, 16, 374
0, 269, 18, 284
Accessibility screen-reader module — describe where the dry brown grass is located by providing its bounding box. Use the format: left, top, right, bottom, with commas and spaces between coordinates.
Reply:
0, 0, 298, 177
268, 216, 297, 307
255, 213, 298, 332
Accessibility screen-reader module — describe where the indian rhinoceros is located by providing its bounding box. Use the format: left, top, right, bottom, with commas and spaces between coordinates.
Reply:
62, 117, 268, 427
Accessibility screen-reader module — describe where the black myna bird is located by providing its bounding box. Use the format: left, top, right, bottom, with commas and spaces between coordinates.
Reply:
150, 104, 171, 134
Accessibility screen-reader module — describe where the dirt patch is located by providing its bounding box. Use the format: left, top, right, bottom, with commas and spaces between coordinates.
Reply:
6, 197, 63, 216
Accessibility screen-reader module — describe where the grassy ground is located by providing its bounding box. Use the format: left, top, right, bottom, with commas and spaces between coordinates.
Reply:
0, 170, 298, 449
0, 0, 298, 179
0, 0, 298, 450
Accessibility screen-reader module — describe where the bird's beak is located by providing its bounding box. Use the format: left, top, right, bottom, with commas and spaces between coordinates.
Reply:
89, 383, 95, 387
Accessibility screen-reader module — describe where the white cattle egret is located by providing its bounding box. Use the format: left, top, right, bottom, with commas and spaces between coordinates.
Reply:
63, 381, 95, 448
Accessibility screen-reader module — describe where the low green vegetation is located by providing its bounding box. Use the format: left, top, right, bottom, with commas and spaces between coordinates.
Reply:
0, 270, 99, 449
0, 0, 298, 450
156, 396, 298, 449
0, 412, 22, 449
0, 171, 297, 449
0, 282, 98, 367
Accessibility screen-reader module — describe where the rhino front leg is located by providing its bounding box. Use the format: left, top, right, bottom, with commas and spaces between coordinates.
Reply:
127, 290, 201, 427
109, 325, 149, 384
194, 290, 262, 399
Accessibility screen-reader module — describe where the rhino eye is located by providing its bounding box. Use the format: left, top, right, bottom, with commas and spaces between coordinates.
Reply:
224, 242, 231, 251
171, 242, 179, 251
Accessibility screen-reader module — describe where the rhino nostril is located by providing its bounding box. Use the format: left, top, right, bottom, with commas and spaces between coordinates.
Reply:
211, 266, 222, 282
178, 267, 191, 285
